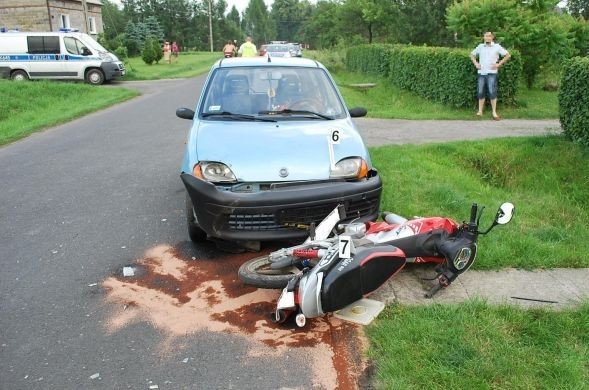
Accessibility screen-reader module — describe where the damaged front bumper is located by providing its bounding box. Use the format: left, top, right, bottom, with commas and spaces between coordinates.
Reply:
180, 173, 382, 241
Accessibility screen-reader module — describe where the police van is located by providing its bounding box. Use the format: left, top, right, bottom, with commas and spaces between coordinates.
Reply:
0, 30, 125, 85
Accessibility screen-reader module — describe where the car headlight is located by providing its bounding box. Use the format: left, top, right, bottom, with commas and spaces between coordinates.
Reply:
330, 158, 369, 179
193, 162, 237, 183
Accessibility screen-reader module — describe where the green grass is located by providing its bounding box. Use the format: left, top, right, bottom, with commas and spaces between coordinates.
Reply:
371, 135, 589, 269
333, 71, 559, 120
122, 51, 220, 81
0, 80, 138, 145
367, 301, 589, 389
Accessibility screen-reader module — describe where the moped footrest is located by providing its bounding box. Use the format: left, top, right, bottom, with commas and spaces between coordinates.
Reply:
333, 298, 385, 325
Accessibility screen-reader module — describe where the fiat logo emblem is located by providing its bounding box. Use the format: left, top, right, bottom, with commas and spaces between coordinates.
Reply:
279, 168, 289, 178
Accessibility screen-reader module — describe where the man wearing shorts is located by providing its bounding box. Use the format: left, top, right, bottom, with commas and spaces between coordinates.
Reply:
470, 31, 511, 120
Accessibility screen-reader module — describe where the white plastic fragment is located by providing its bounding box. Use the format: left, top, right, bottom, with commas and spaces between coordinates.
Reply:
121, 246, 126, 249
88, 283, 97, 287
123, 267, 135, 277
182, 358, 189, 363
161, 219, 167, 222
149, 386, 159, 389
89, 373, 100, 379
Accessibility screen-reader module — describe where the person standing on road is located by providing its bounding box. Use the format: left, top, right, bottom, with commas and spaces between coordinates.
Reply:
238, 36, 257, 57
470, 31, 511, 120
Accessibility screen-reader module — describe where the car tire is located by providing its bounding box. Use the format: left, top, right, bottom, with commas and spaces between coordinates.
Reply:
238, 255, 299, 289
11, 70, 29, 81
185, 194, 207, 242
85, 69, 105, 85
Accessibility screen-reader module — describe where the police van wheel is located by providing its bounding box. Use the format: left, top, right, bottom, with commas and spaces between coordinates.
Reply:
86, 69, 105, 85
11, 70, 29, 81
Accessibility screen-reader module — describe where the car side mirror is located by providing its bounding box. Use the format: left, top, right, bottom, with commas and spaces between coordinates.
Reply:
495, 202, 515, 225
176, 107, 195, 120
349, 107, 367, 118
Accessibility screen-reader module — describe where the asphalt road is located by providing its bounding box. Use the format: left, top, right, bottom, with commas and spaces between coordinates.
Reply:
1, 77, 356, 390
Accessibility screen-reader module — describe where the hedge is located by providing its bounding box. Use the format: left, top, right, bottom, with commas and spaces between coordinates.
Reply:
559, 57, 589, 147
346, 44, 522, 108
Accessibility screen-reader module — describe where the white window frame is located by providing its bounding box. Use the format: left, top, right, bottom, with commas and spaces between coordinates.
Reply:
88, 17, 96, 34
60, 14, 70, 29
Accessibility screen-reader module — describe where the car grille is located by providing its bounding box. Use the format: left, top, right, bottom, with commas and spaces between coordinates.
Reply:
224, 195, 380, 231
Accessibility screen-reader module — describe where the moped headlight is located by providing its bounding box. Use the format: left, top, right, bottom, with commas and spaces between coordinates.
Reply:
330, 158, 368, 179
194, 162, 237, 183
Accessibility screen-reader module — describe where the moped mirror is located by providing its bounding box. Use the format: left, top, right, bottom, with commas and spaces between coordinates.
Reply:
176, 107, 195, 120
495, 202, 515, 225
479, 202, 515, 235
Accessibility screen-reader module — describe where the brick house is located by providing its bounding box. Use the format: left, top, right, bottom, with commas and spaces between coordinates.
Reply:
0, 0, 103, 36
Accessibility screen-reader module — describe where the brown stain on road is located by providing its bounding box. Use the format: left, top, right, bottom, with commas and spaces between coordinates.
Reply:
102, 244, 366, 389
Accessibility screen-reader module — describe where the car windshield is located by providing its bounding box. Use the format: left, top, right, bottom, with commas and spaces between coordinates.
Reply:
199, 66, 347, 120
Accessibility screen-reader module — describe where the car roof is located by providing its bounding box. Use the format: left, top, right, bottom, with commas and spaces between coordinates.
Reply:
215, 57, 323, 69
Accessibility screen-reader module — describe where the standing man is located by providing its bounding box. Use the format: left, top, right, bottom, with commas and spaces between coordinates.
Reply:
238, 36, 257, 57
470, 31, 511, 120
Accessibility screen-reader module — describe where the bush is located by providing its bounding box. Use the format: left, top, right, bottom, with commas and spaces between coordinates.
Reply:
346, 45, 522, 108
141, 39, 156, 65
345, 44, 398, 77
559, 57, 589, 146
114, 46, 128, 61
151, 39, 163, 64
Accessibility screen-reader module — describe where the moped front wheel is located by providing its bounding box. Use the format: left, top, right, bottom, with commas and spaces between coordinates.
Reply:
238, 255, 299, 289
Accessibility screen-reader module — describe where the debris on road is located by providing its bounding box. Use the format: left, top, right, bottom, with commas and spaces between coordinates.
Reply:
88, 283, 98, 287
122, 267, 135, 277
161, 219, 167, 222
182, 358, 189, 363
89, 373, 100, 380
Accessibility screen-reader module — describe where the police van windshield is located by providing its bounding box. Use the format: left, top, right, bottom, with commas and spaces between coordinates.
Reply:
79, 34, 108, 53
200, 66, 346, 120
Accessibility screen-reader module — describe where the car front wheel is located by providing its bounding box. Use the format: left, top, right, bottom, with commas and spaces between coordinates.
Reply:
85, 69, 105, 85
185, 194, 207, 241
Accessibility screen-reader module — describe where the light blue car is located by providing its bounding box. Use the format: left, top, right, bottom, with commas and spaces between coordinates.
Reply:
176, 57, 382, 245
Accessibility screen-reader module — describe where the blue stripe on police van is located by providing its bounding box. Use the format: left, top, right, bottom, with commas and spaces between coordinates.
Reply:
0, 54, 100, 61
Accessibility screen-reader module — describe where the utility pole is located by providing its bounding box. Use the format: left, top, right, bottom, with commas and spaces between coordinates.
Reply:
208, 0, 213, 52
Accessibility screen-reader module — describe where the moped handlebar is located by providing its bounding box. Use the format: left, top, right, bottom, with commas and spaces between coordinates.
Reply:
469, 203, 478, 225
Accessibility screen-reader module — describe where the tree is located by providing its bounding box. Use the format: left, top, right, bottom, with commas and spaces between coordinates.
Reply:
101, 0, 128, 42
244, 0, 274, 44
298, 1, 340, 48
389, 0, 455, 46
567, 0, 589, 19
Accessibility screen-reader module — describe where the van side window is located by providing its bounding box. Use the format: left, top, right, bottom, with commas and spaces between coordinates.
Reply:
64, 37, 86, 55
27, 36, 60, 54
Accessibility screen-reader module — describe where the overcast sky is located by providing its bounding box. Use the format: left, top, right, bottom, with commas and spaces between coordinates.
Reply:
226, 0, 274, 14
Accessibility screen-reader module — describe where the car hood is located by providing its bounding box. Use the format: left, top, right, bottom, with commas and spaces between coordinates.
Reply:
194, 118, 369, 182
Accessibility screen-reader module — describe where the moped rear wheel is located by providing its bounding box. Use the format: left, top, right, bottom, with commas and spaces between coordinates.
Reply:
238, 255, 299, 289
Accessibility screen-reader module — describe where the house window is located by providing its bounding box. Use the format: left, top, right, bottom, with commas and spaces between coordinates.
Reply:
88, 17, 96, 34
60, 14, 70, 29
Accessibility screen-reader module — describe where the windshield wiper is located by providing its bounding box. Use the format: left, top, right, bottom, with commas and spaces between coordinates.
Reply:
258, 109, 334, 120
202, 111, 276, 122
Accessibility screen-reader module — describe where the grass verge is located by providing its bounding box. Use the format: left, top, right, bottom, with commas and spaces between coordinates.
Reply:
367, 301, 589, 389
371, 135, 589, 269
334, 71, 558, 120
122, 51, 220, 80
0, 80, 138, 146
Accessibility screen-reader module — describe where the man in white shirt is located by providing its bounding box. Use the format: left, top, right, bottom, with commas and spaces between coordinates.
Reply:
470, 31, 511, 120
